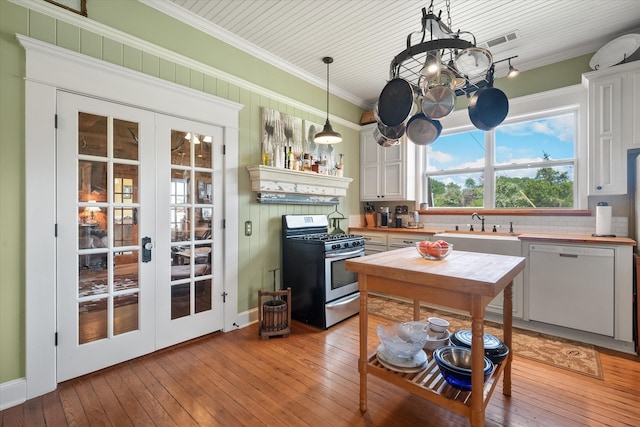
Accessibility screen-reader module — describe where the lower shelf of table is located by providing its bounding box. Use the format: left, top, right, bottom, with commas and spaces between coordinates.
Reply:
366, 351, 506, 417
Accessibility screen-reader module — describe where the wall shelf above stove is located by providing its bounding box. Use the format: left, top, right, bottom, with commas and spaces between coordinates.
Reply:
246, 165, 353, 205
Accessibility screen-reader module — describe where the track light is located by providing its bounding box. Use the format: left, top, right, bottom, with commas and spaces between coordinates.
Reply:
507, 59, 519, 78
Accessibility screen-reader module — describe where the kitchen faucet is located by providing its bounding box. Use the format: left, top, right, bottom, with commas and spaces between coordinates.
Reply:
471, 212, 485, 232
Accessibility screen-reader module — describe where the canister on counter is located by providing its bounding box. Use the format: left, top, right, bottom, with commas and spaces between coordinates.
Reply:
379, 207, 389, 227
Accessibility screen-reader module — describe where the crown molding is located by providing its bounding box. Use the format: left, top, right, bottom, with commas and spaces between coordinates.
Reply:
7, 0, 360, 131
139, 0, 367, 109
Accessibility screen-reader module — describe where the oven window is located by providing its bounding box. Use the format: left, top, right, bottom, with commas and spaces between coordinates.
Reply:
331, 259, 358, 291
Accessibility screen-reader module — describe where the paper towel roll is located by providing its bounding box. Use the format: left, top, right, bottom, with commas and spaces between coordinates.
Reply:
595, 205, 613, 236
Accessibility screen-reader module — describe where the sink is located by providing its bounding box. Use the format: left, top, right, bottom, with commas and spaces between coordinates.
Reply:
433, 232, 521, 257
434, 232, 520, 241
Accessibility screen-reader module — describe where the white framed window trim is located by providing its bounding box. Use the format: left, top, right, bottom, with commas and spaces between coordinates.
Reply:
427, 84, 588, 209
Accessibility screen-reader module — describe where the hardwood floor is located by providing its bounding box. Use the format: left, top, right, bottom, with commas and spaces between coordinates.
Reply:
2, 313, 639, 426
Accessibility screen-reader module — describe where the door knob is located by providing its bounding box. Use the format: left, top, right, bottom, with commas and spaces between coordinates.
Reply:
142, 236, 152, 262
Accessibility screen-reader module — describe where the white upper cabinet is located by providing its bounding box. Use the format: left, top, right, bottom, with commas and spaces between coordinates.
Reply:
360, 123, 416, 201
583, 60, 640, 195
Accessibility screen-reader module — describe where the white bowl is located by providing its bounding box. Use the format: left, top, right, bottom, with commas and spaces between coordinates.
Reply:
428, 316, 450, 333
424, 329, 451, 351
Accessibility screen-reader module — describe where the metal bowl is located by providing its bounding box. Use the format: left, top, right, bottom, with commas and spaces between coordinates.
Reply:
376, 322, 429, 359
450, 330, 510, 364
433, 345, 494, 390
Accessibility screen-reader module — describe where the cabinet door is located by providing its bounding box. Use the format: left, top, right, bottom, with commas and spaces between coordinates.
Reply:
630, 70, 640, 148
360, 124, 416, 201
360, 126, 382, 200
588, 75, 625, 195
380, 144, 405, 199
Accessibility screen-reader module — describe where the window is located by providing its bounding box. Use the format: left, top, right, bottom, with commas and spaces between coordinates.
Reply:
425, 109, 577, 209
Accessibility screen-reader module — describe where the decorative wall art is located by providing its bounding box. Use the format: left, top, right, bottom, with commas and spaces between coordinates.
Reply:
44, 0, 87, 15
261, 107, 302, 169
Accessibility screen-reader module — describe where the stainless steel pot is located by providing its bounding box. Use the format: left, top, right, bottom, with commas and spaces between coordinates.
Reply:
406, 113, 442, 146
372, 123, 401, 147
422, 85, 455, 119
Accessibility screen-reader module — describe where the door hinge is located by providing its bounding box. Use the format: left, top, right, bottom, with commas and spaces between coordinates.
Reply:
223, 144, 226, 155
54, 114, 58, 129
222, 292, 228, 303
55, 332, 58, 346
54, 223, 58, 237
222, 219, 226, 229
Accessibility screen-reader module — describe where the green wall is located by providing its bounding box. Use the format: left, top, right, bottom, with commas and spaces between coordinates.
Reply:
0, 0, 595, 386
0, 0, 363, 384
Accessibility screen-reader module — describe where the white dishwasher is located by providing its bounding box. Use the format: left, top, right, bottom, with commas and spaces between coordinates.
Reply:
529, 243, 615, 336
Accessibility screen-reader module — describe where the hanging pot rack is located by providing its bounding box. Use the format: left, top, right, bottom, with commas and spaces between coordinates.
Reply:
389, 4, 495, 98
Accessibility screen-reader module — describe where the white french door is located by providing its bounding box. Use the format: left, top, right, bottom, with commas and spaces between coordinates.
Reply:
56, 92, 224, 381
155, 114, 224, 348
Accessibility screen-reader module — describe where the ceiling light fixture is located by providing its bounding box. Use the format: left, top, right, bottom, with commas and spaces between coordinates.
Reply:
507, 58, 520, 78
314, 56, 342, 145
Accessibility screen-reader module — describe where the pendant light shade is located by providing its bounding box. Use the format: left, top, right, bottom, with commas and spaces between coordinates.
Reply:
315, 57, 342, 144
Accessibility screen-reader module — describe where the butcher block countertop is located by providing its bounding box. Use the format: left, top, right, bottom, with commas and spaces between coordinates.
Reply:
346, 247, 525, 297
516, 232, 635, 245
350, 227, 636, 246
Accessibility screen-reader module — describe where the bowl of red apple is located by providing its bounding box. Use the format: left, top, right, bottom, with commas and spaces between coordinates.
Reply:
416, 240, 452, 260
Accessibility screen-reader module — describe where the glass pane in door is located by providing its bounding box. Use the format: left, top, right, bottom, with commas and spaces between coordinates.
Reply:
76, 112, 142, 345
169, 129, 213, 320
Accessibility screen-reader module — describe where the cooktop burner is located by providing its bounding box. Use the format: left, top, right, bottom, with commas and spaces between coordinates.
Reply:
295, 233, 360, 242
282, 214, 364, 252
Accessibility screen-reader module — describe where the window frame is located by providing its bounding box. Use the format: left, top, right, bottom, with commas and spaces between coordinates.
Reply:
422, 84, 588, 210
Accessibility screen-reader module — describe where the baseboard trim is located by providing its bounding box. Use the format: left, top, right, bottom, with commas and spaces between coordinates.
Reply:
235, 306, 259, 329
0, 378, 26, 411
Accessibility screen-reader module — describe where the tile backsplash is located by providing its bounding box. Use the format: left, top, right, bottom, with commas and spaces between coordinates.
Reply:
350, 214, 629, 237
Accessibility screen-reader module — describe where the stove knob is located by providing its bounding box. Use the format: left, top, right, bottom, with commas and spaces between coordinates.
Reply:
332, 244, 340, 250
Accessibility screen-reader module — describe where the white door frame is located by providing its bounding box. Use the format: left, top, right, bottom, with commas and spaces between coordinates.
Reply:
20, 35, 241, 399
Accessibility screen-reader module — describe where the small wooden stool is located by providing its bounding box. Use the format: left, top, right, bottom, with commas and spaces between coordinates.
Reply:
258, 287, 291, 339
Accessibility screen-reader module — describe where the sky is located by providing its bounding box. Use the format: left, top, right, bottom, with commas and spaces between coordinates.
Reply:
426, 113, 576, 175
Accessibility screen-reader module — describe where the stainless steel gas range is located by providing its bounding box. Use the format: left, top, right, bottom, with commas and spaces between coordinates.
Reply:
281, 214, 365, 329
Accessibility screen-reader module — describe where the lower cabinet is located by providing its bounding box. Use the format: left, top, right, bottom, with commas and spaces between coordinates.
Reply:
387, 233, 429, 250
359, 230, 389, 255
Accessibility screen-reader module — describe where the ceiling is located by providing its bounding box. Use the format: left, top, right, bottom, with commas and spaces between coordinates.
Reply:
146, 0, 640, 109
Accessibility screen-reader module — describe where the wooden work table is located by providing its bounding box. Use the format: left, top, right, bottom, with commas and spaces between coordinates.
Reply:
346, 247, 526, 427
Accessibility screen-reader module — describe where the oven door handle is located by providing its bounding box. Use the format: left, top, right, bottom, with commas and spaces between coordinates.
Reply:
326, 293, 360, 308
325, 248, 365, 258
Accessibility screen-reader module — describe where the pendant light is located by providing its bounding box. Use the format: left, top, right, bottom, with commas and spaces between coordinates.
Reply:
314, 56, 342, 144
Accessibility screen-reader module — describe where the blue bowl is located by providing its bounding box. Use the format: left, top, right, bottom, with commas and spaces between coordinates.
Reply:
433, 345, 494, 390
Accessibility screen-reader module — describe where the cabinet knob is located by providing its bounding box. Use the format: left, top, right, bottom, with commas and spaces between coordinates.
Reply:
596, 186, 602, 190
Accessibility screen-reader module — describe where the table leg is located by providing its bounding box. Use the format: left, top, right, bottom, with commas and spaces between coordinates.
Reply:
413, 299, 420, 320
359, 283, 368, 413
470, 297, 485, 427
503, 281, 513, 396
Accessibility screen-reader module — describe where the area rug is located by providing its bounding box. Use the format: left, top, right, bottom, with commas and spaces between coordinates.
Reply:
367, 295, 603, 380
